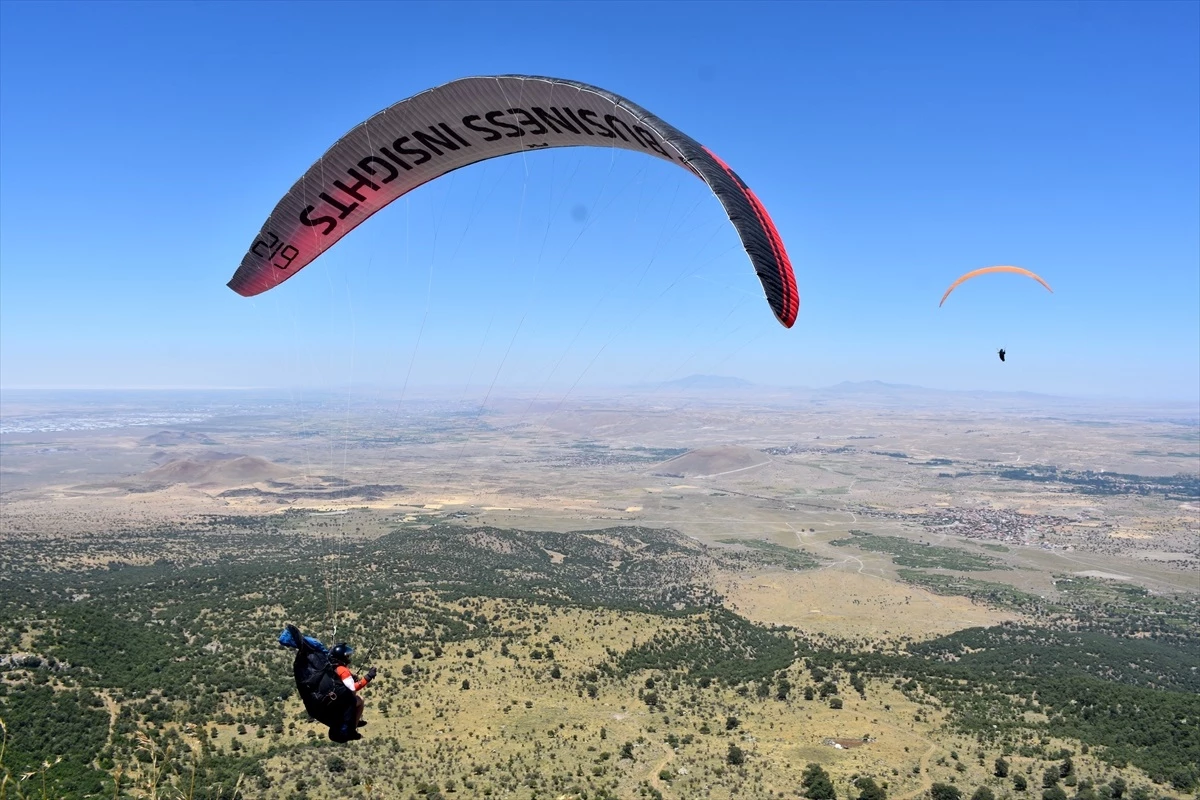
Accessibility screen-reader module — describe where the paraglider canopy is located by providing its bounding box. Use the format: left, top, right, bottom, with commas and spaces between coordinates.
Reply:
227, 74, 799, 328
939, 266, 1053, 307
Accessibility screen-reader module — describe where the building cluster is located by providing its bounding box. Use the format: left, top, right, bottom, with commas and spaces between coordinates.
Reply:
920, 506, 1080, 545
854, 504, 1086, 547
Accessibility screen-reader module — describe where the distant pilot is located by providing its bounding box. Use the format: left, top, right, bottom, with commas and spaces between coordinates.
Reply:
998, 348, 1006, 362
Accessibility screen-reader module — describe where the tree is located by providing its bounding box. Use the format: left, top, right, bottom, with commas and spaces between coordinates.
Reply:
1044, 768, 1061, 788
995, 758, 1010, 778
830, 697, 844, 709
805, 685, 815, 701
1014, 775, 1028, 792
971, 788, 995, 800
461, 680, 470, 690
1042, 787, 1067, 800
727, 744, 745, 766
931, 783, 962, 800
802, 763, 837, 800
856, 776, 887, 800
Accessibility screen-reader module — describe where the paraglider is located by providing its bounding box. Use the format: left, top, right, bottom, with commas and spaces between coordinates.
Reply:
938, 266, 1053, 307
280, 625, 376, 743
998, 348, 1006, 362
227, 74, 798, 328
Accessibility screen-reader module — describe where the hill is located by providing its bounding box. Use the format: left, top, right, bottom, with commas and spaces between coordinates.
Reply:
141, 454, 292, 487
138, 430, 217, 446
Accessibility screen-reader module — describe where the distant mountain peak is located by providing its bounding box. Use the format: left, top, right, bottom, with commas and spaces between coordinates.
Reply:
660, 375, 754, 390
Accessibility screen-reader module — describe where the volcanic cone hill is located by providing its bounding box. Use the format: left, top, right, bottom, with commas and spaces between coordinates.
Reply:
141, 454, 293, 487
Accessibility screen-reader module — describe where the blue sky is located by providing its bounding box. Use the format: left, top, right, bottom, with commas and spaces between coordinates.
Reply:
1, 0, 1197, 401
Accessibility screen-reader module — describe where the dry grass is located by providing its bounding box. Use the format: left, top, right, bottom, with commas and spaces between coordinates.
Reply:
244, 596, 1182, 800
717, 569, 1020, 645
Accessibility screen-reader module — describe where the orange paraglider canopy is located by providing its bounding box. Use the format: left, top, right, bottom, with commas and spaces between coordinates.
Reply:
939, 266, 1053, 307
